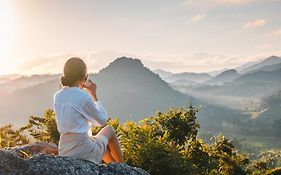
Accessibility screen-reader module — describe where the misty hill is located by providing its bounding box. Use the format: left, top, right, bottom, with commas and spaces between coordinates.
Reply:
208, 68, 230, 76
89, 57, 191, 121
239, 56, 281, 74
0, 57, 191, 126
0, 77, 11, 84
234, 68, 281, 83
247, 62, 281, 73
247, 90, 281, 137
0, 74, 60, 93
206, 69, 238, 85
235, 61, 258, 73
172, 67, 281, 112
0, 74, 22, 84
166, 72, 212, 85
153, 69, 174, 79
258, 90, 281, 121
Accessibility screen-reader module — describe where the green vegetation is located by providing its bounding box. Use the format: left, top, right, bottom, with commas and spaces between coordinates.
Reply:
0, 104, 281, 175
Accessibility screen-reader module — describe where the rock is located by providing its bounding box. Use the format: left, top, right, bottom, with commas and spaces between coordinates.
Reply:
6, 141, 58, 159
0, 142, 150, 175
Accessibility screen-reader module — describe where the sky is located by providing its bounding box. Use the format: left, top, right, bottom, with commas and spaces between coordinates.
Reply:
0, 0, 281, 75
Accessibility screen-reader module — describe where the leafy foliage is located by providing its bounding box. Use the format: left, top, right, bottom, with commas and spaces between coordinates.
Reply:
20, 109, 60, 144
1, 105, 281, 175
0, 124, 29, 147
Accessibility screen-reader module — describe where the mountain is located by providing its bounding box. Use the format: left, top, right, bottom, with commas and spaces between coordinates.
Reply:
234, 68, 281, 83
0, 74, 22, 84
247, 62, 281, 73
166, 72, 212, 84
0, 57, 191, 126
208, 68, 230, 76
239, 56, 281, 74
235, 61, 258, 73
0, 77, 11, 84
206, 69, 238, 85
0, 74, 60, 93
260, 90, 281, 118
153, 69, 174, 79
90, 57, 191, 121
247, 90, 281, 137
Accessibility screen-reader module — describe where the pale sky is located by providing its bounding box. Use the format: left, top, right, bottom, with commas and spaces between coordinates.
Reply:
0, 0, 281, 75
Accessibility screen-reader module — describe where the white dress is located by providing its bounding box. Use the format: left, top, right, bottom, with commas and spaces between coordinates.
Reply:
54, 86, 108, 164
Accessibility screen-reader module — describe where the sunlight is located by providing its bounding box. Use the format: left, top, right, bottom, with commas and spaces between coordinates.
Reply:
0, 0, 16, 74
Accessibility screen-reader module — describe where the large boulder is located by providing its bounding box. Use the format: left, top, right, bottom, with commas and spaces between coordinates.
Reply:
0, 142, 150, 175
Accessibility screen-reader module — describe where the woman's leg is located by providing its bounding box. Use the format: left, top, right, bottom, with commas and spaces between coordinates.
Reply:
102, 147, 115, 163
96, 125, 124, 163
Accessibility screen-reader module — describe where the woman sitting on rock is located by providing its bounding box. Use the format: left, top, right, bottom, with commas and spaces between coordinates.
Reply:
54, 57, 124, 164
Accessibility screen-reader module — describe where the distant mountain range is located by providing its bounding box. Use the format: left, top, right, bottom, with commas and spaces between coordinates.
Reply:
0, 74, 22, 84
153, 69, 174, 79
0, 55, 280, 139
247, 62, 281, 73
154, 70, 213, 86
260, 90, 281, 120
0, 57, 190, 126
155, 56, 281, 86
206, 69, 238, 85
234, 68, 281, 83
0, 74, 60, 93
239, 56, 281, 74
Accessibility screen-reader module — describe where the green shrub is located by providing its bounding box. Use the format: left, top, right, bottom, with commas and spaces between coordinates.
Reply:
0, 124, 29, 148
20, 109, 60, 144
1, 105, 280, 175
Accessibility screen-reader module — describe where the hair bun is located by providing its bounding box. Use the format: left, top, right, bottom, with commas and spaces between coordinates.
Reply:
61, 76, 71, 86
61, 57, 87, 87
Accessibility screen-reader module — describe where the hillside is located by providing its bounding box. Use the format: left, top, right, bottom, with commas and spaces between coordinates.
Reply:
166, 72, 212, 84
206, 69, 238, 85
239, 56, 281, 74
248, 62, 281, 73
89, 57, 191, 121
153, 69, 174, 79
0, 74, 59, 93
234, 69, 281, 83
257, 90, 281, 121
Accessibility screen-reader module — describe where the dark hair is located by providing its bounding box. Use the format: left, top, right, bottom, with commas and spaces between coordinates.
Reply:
61, 57, 87, 86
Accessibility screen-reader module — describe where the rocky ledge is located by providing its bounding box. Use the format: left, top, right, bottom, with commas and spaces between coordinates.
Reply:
0, 142, 150, 175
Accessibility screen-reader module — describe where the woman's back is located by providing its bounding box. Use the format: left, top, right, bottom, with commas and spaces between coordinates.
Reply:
54, 86, 107, 135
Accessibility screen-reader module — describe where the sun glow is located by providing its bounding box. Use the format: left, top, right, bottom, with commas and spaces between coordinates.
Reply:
0, 0, 17, 75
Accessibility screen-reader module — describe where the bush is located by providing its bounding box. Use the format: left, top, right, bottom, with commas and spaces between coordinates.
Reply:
20, 109, 60, 144
1, 105, 280, 175
0, 124, 29, 148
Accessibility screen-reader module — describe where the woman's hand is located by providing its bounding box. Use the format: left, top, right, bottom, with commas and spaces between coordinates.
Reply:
83, 79, 98, 101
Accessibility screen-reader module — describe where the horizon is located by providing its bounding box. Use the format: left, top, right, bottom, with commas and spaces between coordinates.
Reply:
1, 0, 281, 75
0, 54, 279, 76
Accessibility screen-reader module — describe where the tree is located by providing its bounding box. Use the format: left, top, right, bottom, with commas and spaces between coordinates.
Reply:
152, 103, 199, 146
0, 124, 29, 148
20, 109, 60, 144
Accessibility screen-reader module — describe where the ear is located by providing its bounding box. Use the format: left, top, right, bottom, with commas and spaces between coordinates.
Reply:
78, 80, 85, 89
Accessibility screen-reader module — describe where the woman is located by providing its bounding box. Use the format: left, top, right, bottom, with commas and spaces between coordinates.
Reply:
54, 57, 124, 164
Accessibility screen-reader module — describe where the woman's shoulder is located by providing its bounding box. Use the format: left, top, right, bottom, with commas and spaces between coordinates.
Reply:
54, 87, 91, 102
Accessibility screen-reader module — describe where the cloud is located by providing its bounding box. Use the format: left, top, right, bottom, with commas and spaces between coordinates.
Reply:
17, 51, 137, 75
183, 0, 255, 6
275, 29, 281, 37
211, 0, 254, 5
255, 44, 273, 49
17, 51, 278, 75
190, 14, 206, 22
242, 19, 266, 29
140, 52, 262, 73
18, 54, 75, 74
